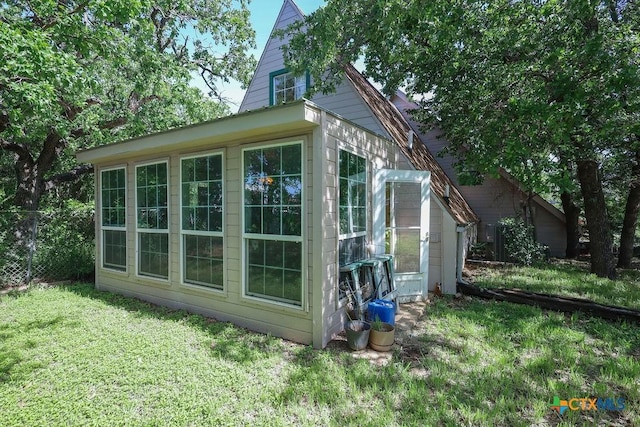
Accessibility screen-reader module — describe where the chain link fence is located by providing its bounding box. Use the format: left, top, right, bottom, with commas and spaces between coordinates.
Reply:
0, 207, 95, 287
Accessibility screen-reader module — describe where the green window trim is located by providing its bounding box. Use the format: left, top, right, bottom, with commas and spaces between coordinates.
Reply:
100, 167, 127, 272
180, 153, 225, 290
269, 68, 311, 106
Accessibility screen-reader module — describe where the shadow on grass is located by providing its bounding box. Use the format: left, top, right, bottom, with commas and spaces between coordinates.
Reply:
0, 315, 67, 383
60, 282, 281, 364
275, 296, 639, 425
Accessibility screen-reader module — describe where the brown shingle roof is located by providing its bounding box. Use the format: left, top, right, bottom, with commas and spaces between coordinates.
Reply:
344, 65, 478, 225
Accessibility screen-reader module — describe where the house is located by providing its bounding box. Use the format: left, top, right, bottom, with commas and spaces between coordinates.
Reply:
77, 100, 428, 349
241, 0, 565, 260
240, 0, 479, 300
391, 92, 567, 257
76, 0, 564, 349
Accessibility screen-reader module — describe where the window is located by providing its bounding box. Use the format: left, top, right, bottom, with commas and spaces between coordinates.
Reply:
181, 154, 224, 289
338, 149, 367, 267
270, 69, 308, 105
243, 142, 303, 306
136, 162, 169, 279
101, 167, 126, 271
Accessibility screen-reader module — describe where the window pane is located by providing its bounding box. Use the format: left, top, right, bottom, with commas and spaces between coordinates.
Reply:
338, 150, 367, 237
136, 163, 168, 231
139, 233, 168, 279
394, 229, 420, 273
103, 230, 126, 271
183, 234, 223, 289
101, 169, 126, 228
245, 238, 302, 305
282, 144, 301, 174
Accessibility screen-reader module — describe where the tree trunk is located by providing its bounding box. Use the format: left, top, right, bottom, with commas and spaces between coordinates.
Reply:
617, 151, 640, 268
576, 159, 616, 279
560, 191, 581, 259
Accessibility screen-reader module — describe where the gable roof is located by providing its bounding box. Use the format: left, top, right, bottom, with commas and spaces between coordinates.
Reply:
241, 0, 478, 225
239, 0, 304, 112
343, 66, 478, 225
392, 91, 565, 223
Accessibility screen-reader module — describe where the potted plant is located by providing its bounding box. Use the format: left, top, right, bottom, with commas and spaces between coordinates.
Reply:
368, 316, 395, 351
345, 317, 371, 351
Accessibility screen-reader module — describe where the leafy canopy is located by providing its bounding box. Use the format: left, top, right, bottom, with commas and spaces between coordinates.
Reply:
282, 0, 640, 196
0, 0, 256, 209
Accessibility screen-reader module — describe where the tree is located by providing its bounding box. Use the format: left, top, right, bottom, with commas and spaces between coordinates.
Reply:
0, 0, 256, 217
282, 0, 640, 279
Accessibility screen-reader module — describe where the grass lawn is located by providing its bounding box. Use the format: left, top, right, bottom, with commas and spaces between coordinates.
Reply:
468, 259, 640, 310
0, 265, 639, 426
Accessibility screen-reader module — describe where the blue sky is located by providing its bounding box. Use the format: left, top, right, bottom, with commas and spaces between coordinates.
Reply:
214, 0, 326, 110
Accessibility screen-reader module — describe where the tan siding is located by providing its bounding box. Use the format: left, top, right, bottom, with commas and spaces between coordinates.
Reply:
393, 95, 566, 257
94, 128, 317, 345
320, 114, 396, 345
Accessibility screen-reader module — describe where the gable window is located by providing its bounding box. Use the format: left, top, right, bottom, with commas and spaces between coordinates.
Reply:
243, 142, 303, 306
269, 69, 308, 105
338, 149, 367, 266
136, 161, 169, 280
181, 153, 224, 289
101, 167, 126, 271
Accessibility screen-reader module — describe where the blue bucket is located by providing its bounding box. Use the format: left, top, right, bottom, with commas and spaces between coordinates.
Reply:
367, 299, 395, 325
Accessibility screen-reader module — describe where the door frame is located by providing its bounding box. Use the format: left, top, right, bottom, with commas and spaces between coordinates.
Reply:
373, 169, 431, 300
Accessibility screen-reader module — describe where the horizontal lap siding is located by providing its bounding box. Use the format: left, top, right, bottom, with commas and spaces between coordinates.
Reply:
429, 202, 443, 289
95, 133, 315, 346
239, 1, 302, 112
321, 115, 396, 347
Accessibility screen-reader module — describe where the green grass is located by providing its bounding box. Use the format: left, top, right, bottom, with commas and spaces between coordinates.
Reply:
472, 260, 640, 310
1, 273, 639, 426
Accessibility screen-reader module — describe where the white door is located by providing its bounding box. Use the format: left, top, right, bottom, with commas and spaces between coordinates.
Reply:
373, 170, 430, 302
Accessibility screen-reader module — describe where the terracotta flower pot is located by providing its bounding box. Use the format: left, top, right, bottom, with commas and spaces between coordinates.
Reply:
368, 322, 395, 351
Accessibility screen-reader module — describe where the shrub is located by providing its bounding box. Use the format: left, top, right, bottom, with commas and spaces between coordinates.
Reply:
32, 201, 95, 281
498, 216, 546, 266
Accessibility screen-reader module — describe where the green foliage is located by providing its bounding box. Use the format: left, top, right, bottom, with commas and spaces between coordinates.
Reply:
0, 0, 256, 211
32, 202, 95, 281
282, 0, 640, 277
0, 274, 638, 425
498, 217, 546, 266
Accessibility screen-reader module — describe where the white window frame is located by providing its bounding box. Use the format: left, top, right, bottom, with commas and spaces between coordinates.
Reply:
100, 166, 127, 273
270, 69, 307, 105
338, 148, 368, 240
179, 150, 225, 292
135, 160, 170, 282
241, 140, 306, 310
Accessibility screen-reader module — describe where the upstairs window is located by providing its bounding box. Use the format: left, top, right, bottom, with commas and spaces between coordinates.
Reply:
270, 69, 308, 105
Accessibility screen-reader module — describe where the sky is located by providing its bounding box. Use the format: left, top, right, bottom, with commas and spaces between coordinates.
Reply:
212, 0, 326, 111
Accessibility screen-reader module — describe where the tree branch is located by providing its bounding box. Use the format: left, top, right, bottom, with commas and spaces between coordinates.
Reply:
44, 163, 93, 191
0, 138, 33, 162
